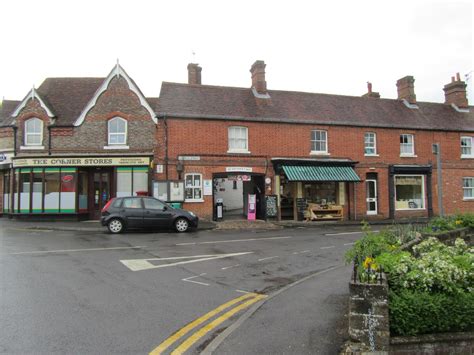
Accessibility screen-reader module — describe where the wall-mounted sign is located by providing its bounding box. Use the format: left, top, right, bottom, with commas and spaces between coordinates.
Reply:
203, 180, 213, 195
0, 152, 13, 165
178, 156, 201, 161
12, 156, 151, 168
156, 164, 164, 173
226, 167, 253, 173
228, 175, 251, 181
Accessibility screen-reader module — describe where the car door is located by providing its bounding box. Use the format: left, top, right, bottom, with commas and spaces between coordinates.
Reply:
143, 198, 173, 228
121, 197, 145, 228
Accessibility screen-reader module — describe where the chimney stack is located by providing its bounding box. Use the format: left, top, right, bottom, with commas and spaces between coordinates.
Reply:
443, 72, 468, 108
250, 60, 267, 94
396, 76, 416, 104
187, 63, 202, 85
362, 81, 380, 98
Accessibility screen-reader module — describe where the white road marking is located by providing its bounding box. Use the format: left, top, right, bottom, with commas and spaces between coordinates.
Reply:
120, 252, 253, 271
176, 236, 292, 246
221, 264, 241, 270
8, 228, 54, 233
325, 230, 378, 236
10, 246, 146, 255
344, 242, 356, 246
320, 246, 335, 249
258, 256, 279, 261
292, 250, 311, 255
182, 273, 209, 286
235, 289, 252, 294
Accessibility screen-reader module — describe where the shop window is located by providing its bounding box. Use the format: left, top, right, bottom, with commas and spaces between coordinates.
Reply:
228, 126, 249, 153
461, 137, 473, 157
185, 173, 202, 201
364, 132, 377, 155
3, 171, 10, 212
116, 167, 148, 197
108, 117, 127, 145
60, 169, 76, 213
311, 130, 328, 154
32, 169, 43, 213
303, 182, 337, 205
44, 169, 60, 213
463, 178, 474, 200
395, 175, 424, 210
24, 118, 43, 146
400, 134, 414, 156
20, 169, 31, 213
78, 171, 88, 212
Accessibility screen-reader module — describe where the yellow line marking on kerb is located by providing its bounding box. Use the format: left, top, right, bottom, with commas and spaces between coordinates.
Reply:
149, 292, 264, 355
170, 294, 267, 355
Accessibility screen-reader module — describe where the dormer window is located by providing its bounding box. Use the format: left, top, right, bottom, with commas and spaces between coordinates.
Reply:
25, 118, 43, 146
108, 117, 127, 145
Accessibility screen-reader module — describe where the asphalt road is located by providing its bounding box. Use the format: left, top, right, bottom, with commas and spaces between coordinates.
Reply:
0, 220, 365, 354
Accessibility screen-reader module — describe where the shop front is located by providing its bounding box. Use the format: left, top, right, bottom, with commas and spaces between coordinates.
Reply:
8, 156, 152, 219
272, 159, 361, 221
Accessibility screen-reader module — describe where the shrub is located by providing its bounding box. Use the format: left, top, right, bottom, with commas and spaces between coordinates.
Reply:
389, 290, 474, 336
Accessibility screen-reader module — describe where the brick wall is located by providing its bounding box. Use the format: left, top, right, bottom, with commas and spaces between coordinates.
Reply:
156, 118, 474, 219
0, 128, 14, 150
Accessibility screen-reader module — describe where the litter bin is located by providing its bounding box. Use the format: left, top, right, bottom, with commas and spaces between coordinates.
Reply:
215, 198, 224, 220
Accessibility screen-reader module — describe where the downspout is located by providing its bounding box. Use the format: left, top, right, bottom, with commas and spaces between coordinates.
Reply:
47, 126, 52, 155
12, 126, 17, 156
163, 114, 169, 180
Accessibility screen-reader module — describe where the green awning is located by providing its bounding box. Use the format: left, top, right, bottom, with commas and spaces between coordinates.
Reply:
282, 164, 361, 182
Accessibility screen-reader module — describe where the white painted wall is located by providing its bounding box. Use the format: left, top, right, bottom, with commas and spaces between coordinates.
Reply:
215, 179, 243, 211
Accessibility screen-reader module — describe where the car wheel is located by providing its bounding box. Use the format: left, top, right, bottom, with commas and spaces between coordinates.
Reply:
108, 218, 124, 234
174, 218, 189, 233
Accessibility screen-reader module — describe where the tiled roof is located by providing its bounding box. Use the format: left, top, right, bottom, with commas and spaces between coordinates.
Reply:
157, 82, 474, 132
0, 100, 20, 127
37, 78, 104, 126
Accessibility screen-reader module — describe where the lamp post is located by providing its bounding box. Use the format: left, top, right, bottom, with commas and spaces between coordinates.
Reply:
432, 143, 444, 216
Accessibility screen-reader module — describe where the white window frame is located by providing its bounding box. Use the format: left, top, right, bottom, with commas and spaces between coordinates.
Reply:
228, 126, 249, 153
394, 175, 425, 210
400, 134, 415, 156
461, 136, 473, 158
310, 130, 328, 154
364, 132, 377, 156
24, 118, 43, 146
463, 177, 474, 200
184, 173, 203, 202
107, 117, 128, 146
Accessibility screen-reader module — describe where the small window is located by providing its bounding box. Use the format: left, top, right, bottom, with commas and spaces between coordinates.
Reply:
400, 134, 414, 155
143, 198, 167, 210
185, 173, 203, 201
228, 126, 248, 152
108, 117, 127, 145
311, 130, 328, 153
463, 178, 474, 199
123, 197, 142, 209
364, 132, 377, 155
461, 137, 473, 157
25, 118, 43, 146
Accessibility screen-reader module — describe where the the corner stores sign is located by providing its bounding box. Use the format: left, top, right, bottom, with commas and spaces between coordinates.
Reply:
12, 156, 150, 168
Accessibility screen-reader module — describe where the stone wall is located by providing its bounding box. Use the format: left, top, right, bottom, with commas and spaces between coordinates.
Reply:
348, 275, 390, 351
390, 332, 474, 354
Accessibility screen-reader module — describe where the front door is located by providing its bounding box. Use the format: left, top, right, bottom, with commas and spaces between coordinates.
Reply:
90, 170, 111, 219
366, 179, 378, 215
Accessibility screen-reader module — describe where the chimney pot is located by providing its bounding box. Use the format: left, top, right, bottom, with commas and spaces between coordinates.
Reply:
187, 63, 202, 85
444, 73, 468, 108
250, 60, 267, 94
396, 75, 416, 104
367, 82, 372, 93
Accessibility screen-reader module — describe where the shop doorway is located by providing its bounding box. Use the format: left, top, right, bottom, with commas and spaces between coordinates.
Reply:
89, 168, 112, 219
213, 174, 265, 221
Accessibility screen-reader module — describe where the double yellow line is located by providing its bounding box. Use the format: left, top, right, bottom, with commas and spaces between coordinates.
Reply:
150, 292, 267, 355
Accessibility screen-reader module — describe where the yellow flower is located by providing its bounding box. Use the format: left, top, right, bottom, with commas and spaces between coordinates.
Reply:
363, 257, 373, 269
455, 220, 462, 225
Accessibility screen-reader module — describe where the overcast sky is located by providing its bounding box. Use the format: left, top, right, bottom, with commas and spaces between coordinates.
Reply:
1, 0, 472, 104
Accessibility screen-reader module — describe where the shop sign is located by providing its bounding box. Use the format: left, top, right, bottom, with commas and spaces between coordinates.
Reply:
12, 156, 150, 168
226, 167, 252, 173
61, 175, 74, 183
0, 152, 13, 165
227, 175, 251, 181
178, 156, 201, 161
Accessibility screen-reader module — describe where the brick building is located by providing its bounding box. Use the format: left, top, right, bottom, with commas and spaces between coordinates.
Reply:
1, 61, 473, 222
155, 61, 474, 221
0, 64, 157, 219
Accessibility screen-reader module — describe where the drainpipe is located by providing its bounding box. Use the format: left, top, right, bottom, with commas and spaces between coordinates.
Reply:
47, 126, 52, 155
12, 126, 17, 156
163, 114, 169, 180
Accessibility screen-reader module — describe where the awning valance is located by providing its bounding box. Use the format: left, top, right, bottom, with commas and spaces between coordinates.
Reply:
282, 164, 361, 182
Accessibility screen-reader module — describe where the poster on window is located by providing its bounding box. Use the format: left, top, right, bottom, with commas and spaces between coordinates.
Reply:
170, 181, 185, 201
